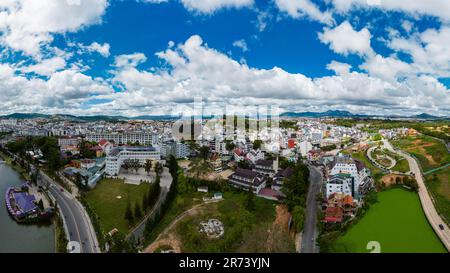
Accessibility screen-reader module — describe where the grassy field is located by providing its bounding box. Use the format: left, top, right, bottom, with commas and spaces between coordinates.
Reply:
391, 158, 410, 173
174, 192, 294, 253
146, 189, 295, 253
392, 135, 450, 172
426, 167, 450, 225
350, 150, 384, 181
85, 178, 150, 234
331, 188, 446, 253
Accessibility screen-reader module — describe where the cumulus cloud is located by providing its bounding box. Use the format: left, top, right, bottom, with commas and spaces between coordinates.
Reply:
0, 63, 113, 114
0, 0, 109, 57
326, 60, 352, 75
360, 54, 412, 83
21, 56, 67, 76
106, 35, 450, 116
114, 53, 148, 68
331, 0, 450, 22
388, 26, 450, 78
275, 0, 334, 25
84, 42, 111, 57
179, 0, 253, 14
318, 21, 373, 57
232, 39, 248, 52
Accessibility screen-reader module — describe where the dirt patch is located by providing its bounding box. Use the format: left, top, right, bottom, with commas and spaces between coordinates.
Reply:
405, 140, 437, 165
381, 174, 407, 187
265, 205, 291, 252
144, 233, 181, 253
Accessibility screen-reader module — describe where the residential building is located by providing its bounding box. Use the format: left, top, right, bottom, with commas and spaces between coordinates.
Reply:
228, 168, 266, 194
253, 158, 279, 177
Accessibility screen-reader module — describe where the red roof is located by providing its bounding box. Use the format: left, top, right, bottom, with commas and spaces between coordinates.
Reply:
98, 139, 109, 146
234, 148, 243, 156
324, 206, 344, 223
258, 188, 281, 199
287, 139, 296, 149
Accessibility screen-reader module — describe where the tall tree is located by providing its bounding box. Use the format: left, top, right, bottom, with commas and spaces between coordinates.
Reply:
154, 161, 163, 175
144, 159, 153, 176
124, 201, 134, 225
245, 188, 255, 211
134, 202, 142, 220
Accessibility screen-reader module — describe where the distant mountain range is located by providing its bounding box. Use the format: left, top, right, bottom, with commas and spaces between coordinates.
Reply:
0, 110, 448, 121
280, 110, 448, 120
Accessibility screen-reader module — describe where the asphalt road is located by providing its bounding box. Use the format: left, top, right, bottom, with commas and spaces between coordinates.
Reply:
41, 171, 99, 253
383, 139, 450, 252
300, 165, 323, 253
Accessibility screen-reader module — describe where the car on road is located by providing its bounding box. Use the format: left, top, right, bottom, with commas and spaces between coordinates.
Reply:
439, 224, 445, 230
60, 188, 64, 192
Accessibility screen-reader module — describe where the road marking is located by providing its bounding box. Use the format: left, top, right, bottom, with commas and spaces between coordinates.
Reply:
50, 183, 84, 253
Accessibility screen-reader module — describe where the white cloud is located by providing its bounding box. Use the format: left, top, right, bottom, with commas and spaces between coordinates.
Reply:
85, 42, 110, 57
326, 60, 352, 75
0, 63, 113, 114
360, 54, 412, 82
388, 26, 450, 78
106, 35, 450, 116
232, 39, 248, 52
318, 21, 373, 56
114, 53, 148, 68
332, 0, 450, 22
275, 0, 334, 25
179, 0, 253, 14
21, 56, 66, 76
0, 0, 108, 57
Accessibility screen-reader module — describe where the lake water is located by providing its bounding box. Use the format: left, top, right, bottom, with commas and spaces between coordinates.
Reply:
0, 163, 55, 253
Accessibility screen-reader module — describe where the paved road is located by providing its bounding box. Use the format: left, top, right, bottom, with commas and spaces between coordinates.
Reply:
367, 145, 396, 170
300, 165, 322, 253
383, 139, 450, 252
40, 171, 100, 253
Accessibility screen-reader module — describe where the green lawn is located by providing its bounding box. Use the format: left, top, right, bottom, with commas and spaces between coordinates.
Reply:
85, 178, 150, 234
391, 158, 410, 173
426, 167, 450, 225
331, 188, 446, 253
350, 150, 384, 181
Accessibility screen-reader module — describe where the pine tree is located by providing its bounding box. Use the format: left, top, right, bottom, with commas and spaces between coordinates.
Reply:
125, 201, 134, 225
134, 202, 142, 219
245, 188, 255, 211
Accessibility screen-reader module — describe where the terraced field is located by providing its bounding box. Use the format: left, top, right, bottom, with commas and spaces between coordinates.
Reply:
392, 135, 450, 172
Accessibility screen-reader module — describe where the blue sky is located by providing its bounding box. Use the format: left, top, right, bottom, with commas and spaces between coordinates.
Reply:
0, 0, 449, 116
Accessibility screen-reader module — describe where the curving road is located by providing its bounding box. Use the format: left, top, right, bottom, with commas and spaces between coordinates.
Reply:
300, 165, 322, 253
383, 139, 450, 252
40, 171, 100, 253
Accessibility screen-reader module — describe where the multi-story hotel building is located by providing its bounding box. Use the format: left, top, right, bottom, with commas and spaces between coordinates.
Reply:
105, 146, 161, 176
85, 132, 153, 145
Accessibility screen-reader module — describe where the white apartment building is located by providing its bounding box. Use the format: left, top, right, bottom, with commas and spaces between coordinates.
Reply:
298, 140, 313, 157
58, 136, 81, 147
106, 146, 161, 176
328, 155, 371, 199
161, 141, 190, 159
86, 132, 153, 145
325, 173, 354, 198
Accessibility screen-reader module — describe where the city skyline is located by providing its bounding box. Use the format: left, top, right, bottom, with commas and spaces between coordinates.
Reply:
0, 1, 449, 116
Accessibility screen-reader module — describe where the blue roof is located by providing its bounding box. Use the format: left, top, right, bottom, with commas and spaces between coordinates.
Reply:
13, 192, 37, 213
